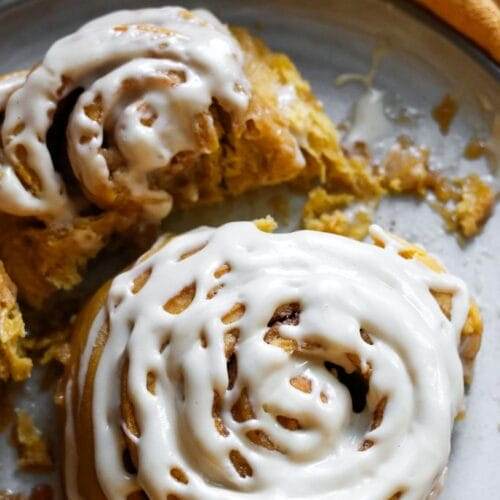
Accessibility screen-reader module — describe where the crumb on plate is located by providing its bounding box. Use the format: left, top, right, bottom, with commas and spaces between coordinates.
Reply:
22, 328, 71, 368
302, 188, 373, 240
13, 409, 53, 471
302, 136, 495, 240
254, 215, 278, 232
381, 138, 430, 195
445, 174, 494, 238
432, 94, 458, 135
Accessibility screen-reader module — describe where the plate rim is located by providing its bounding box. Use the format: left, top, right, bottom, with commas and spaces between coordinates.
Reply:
0, 0, 498, 79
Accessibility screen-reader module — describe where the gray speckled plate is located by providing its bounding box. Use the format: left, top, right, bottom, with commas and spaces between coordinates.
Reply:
0, 1, 498, 498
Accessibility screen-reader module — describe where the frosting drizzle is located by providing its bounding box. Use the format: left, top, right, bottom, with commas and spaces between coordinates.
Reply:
0, 7, 249, 221
66, 222, 469, 500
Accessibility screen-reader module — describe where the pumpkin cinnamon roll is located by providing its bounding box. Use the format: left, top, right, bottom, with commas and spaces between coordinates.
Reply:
0, 6, 347, 307
64, 221, 482, 499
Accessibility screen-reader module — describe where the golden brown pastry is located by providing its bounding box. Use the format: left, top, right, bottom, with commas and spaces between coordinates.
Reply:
64, 221, 481, 499
0, 261, 31, 381
301, 137, 494, 241
0, 6, 349, 308
0, 212, 140, 309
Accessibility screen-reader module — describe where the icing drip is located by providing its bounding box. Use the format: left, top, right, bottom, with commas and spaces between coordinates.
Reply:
346, 88, 393, 147
66, 222, 468, 500
0, 71, 27, 110
275, 83, 306, 166
0, 7, 249, 221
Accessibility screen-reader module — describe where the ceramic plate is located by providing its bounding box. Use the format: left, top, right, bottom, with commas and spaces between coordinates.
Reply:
0, 1, 498, 498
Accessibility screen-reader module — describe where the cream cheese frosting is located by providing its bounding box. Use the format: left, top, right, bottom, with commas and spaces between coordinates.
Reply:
66, 222, 469, 500
0, 7, 249, 222
0, 71, 27, 110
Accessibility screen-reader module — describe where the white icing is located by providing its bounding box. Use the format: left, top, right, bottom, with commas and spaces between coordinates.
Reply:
0, 71, 27, 110
426, 467, 448, 500
66, 222, 469, 500
275, 83, 306, 167
335, 45, 394, 151
277, 83, 298, 110
0, 71, 37, 216
346, 88, 393, 147
0, 7, 249, 221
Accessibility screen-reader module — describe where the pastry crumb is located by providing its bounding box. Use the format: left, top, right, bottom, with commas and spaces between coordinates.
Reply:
449, 174, 494, 238
464, 138, 488, 160
430, 173, 494, 238
381, 138, 430, 195
254, 215, 278, 232
302, 188, 373, 240
22, 328, 71, 368
302, 135, 495, 240
14, 409, 53, 471
381, 138, 494, 237
432, 94, 458, 135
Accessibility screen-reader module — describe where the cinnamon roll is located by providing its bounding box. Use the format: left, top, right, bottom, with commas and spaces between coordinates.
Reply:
64, 221, 482, 499
0, 6, 348, 307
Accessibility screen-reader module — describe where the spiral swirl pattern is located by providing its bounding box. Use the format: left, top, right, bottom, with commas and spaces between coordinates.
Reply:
0, 7, 249, 221
65, 222, 470, 500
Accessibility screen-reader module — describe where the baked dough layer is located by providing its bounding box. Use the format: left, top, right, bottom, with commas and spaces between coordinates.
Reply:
64, 222, 482, 499
0, 261, 31, 381
0, 14, 348, 309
